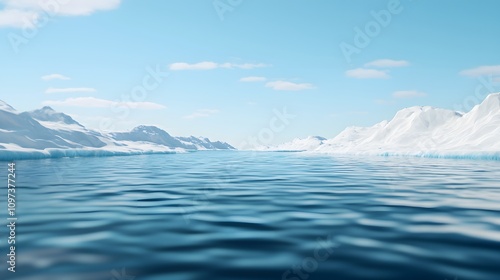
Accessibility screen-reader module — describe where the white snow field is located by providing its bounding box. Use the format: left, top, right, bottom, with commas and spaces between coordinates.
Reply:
0, 103, 234, 160
259, 93, 500, 160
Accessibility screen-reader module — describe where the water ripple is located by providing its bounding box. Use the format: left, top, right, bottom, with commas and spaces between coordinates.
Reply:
1, 152, 500, 280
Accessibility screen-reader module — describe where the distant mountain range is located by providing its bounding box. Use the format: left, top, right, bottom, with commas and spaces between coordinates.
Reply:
258, 93, 500, 159
3, 93, 500, 160
0, 101, 234, 160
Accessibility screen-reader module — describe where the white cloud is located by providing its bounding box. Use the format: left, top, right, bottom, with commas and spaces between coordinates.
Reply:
364, 59, 409, 68
169, 61, 268, 71
2, 0, 121, 16
393, 90, 427, 98
169, 62, 218, 71
460, 65, 500, 77
41, 74, 71, 81
0, 9, 38, 28
265, 80, 314, 91
42, 97, 166, 109
47, 0, 120, 16
45, 87, 96, 93
346, 68, 390, 79
184, 109, 219, 119
239, 76, 267, 82
0, 0, 121, 28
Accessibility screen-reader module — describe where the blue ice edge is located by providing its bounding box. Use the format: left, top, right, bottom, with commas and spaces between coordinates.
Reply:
0, 149, 185, 161
2, 149, 500, 162
377, 151, 500, 161
289, 150, 500, 161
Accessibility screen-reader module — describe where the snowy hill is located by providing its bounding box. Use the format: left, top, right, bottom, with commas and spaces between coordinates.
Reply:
113, 125, 235, 150
112, 125, 187, 148
0, 105, 93, 150
177, 136, 236, 150
264, 93, 500, 159
0, 101, 234, 160
28, 106, 83, 127
0, 100, 17, 114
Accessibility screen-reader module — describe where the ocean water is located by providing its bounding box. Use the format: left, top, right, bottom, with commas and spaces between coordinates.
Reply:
1, 151, 500, 280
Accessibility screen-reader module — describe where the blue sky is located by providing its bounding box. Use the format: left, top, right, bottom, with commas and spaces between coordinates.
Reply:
1, 0, 500, 148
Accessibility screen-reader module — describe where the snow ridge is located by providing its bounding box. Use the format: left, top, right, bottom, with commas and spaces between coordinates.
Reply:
0, 102, 234, 160
261, 93, 500, 159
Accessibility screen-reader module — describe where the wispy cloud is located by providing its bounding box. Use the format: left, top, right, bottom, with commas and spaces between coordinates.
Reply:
169, 61, 269, 71
364, 59, 409, 68
43, 97, 166, 109
239, 76, 267, 82
347, 59, 408, 80
184, 109, 220, 119
346, 68, 390, 79
460, 65, 500, 77
45, 87, 96, 94
265, 80, 314, 91
170, 62, 218, 70
41, 74, 71, 81
0, 0, 122, 28
393, 90, 427, 98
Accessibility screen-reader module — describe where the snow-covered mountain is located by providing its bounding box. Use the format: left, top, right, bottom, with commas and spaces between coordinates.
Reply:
28, 106, 84, 127
0, 100, 16, 114
177, 136, 237, 150
262, 93, 500, 159
0, 104, 99, 150
0, 102, 234, 160
112, 125, 234, 150
111, 125, 187, 148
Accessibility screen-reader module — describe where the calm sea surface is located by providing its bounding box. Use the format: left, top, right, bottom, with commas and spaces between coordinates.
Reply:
1, 151, 500, 280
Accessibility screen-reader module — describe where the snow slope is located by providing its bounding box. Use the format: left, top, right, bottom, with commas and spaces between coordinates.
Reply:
112, 125, 235, 150
177, 136, 238, 150
0, 102, 234, 160
264, 93, 500, 159
0, 100, 17, 114
28, 106, 83, 127
111, 125, 187, 148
